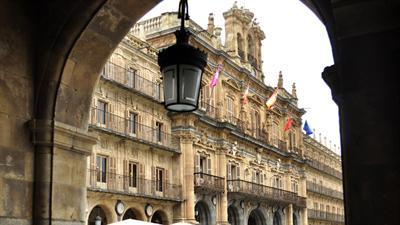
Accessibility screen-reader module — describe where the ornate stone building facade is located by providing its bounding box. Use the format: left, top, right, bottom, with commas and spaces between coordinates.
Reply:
86, 4, 343, 225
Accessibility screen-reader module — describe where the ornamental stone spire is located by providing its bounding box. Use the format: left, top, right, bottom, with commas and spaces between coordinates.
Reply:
277, 71, 283, 88
292, 82, 297, 98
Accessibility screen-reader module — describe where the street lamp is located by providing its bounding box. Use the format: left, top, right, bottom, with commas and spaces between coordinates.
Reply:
158, 0, 208, 112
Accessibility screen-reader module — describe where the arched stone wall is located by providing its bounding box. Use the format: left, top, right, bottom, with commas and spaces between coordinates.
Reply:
195, 196, 216, 225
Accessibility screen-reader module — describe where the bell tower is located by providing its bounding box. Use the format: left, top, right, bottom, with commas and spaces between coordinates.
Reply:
223, 2, 265, 80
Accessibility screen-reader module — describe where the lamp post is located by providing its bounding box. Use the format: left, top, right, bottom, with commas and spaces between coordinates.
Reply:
158, 0, 208, 112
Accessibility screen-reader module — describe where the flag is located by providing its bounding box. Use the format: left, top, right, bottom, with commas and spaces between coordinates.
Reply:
303, 120, 313, 136
210, 63, 223, 88
266, 89, 278, 109
241, 84, 250, 104
284, 118, 293, 132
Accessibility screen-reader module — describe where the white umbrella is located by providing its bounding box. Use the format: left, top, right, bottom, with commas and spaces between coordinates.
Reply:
109, 219, 160, 225
171, 222, 197, 225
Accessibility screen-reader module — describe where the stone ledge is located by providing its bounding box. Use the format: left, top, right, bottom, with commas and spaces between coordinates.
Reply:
29, 119, 98, 155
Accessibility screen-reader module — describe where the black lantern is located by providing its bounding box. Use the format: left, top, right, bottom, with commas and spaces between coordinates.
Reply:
158, 0, 208, 112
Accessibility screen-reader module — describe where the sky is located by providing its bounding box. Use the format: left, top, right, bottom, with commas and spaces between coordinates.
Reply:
140, 0, 341, 155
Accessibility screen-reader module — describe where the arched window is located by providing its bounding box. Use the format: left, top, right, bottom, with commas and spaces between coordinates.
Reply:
237, 33, 244, 58
247, 35, 256, 67
251, 107, 260, 138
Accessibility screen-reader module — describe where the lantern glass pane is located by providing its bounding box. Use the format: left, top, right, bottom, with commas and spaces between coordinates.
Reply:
179, 64, 202, 105
162, 65, 177, 105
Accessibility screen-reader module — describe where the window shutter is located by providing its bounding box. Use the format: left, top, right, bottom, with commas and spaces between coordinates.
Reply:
236, 166, 240, 179
123, 160, 128, 191
108, 157, 116, 190
139, 163, 145, 192
207, 158, 212, 174
195, 154, 200, 173
89, 154, 96, 186
227, 163, 232, 180
260, 172, 264, 184
165, 169, 169, 196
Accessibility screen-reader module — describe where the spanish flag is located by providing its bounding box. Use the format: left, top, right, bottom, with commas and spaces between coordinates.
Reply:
266, 89, 278, 109
284, 118, 293, 132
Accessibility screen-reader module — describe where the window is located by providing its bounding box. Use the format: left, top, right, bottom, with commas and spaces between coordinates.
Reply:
251, 108, 260, 136
155, 122, 163, 142
273, 176, 283, 189
226, 97, 234, 123
156, 168, 164, 192
127, 68, 135, 88
128, 162, 137, 188
314, 202, 318, 210
231, 164, 237, 179
254, 171, 261, 184
289, 131, 296, 150
96, 155, 107, 183
199, 156, 207, 173
97, 101, 107, 124
128, 112, 137, 134
291, 180, 298, 193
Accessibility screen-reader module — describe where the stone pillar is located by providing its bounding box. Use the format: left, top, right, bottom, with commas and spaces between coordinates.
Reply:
180, 135, 197, 223
30, 120, 97, 225
301, 208, 308, 225
286, 204, 293, 225
217, 148, 228, 225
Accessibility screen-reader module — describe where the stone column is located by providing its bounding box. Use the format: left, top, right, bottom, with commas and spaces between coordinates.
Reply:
301, 208, 308, 225
30, 120, 97, 225
217, 147, 229, 225
180, 134, 197, 223
286, 204, 293, 225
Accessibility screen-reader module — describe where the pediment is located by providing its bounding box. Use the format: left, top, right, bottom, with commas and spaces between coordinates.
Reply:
222, 78, 241, 92
248, 94, 263, 105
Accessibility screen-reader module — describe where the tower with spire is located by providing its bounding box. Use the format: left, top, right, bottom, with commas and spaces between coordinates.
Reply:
223, 2, 265, 81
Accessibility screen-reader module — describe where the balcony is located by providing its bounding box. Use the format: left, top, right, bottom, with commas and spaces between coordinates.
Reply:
87, 169, 181, 201
306, 181, 343, 200
90, 107, 180, 153
227, 179, 306, 207
308, 209, 345, 223
198, 100, 218, 119
101, 61, 163, 102
194, 172, 225, 193
306, 160, 342, 179
278, 139, 287, 151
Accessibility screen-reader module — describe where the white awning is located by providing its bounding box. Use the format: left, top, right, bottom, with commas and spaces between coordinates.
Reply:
109, 219, 160, 225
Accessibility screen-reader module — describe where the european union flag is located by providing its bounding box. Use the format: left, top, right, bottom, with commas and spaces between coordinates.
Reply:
303, 120, 313, 136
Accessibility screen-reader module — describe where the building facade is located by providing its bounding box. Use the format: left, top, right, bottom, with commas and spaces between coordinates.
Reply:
86, 4, 343, 225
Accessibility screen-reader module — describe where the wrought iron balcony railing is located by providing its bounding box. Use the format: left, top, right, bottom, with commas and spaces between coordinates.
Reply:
194, 172, 225, 193
227, 179, 306, 207
87, 169, 181, 201
306, 181, 343, 200
306, 160, 342, 179
308, 209, 345, 223
101, 61, 163, 102
198, 100, 218, 119
90, 108, 180, 152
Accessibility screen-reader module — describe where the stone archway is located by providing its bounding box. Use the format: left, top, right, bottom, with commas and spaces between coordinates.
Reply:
151, 210, 168, 225
272, 211, 281, 225
123, 208, 144, 221
88, 206, 108, 225
195, 201, 212, 225
228, 205, 240, 225
248, 209, 266, 225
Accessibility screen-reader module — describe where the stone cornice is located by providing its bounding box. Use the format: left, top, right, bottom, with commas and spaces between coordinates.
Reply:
29, 119, 97, 155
